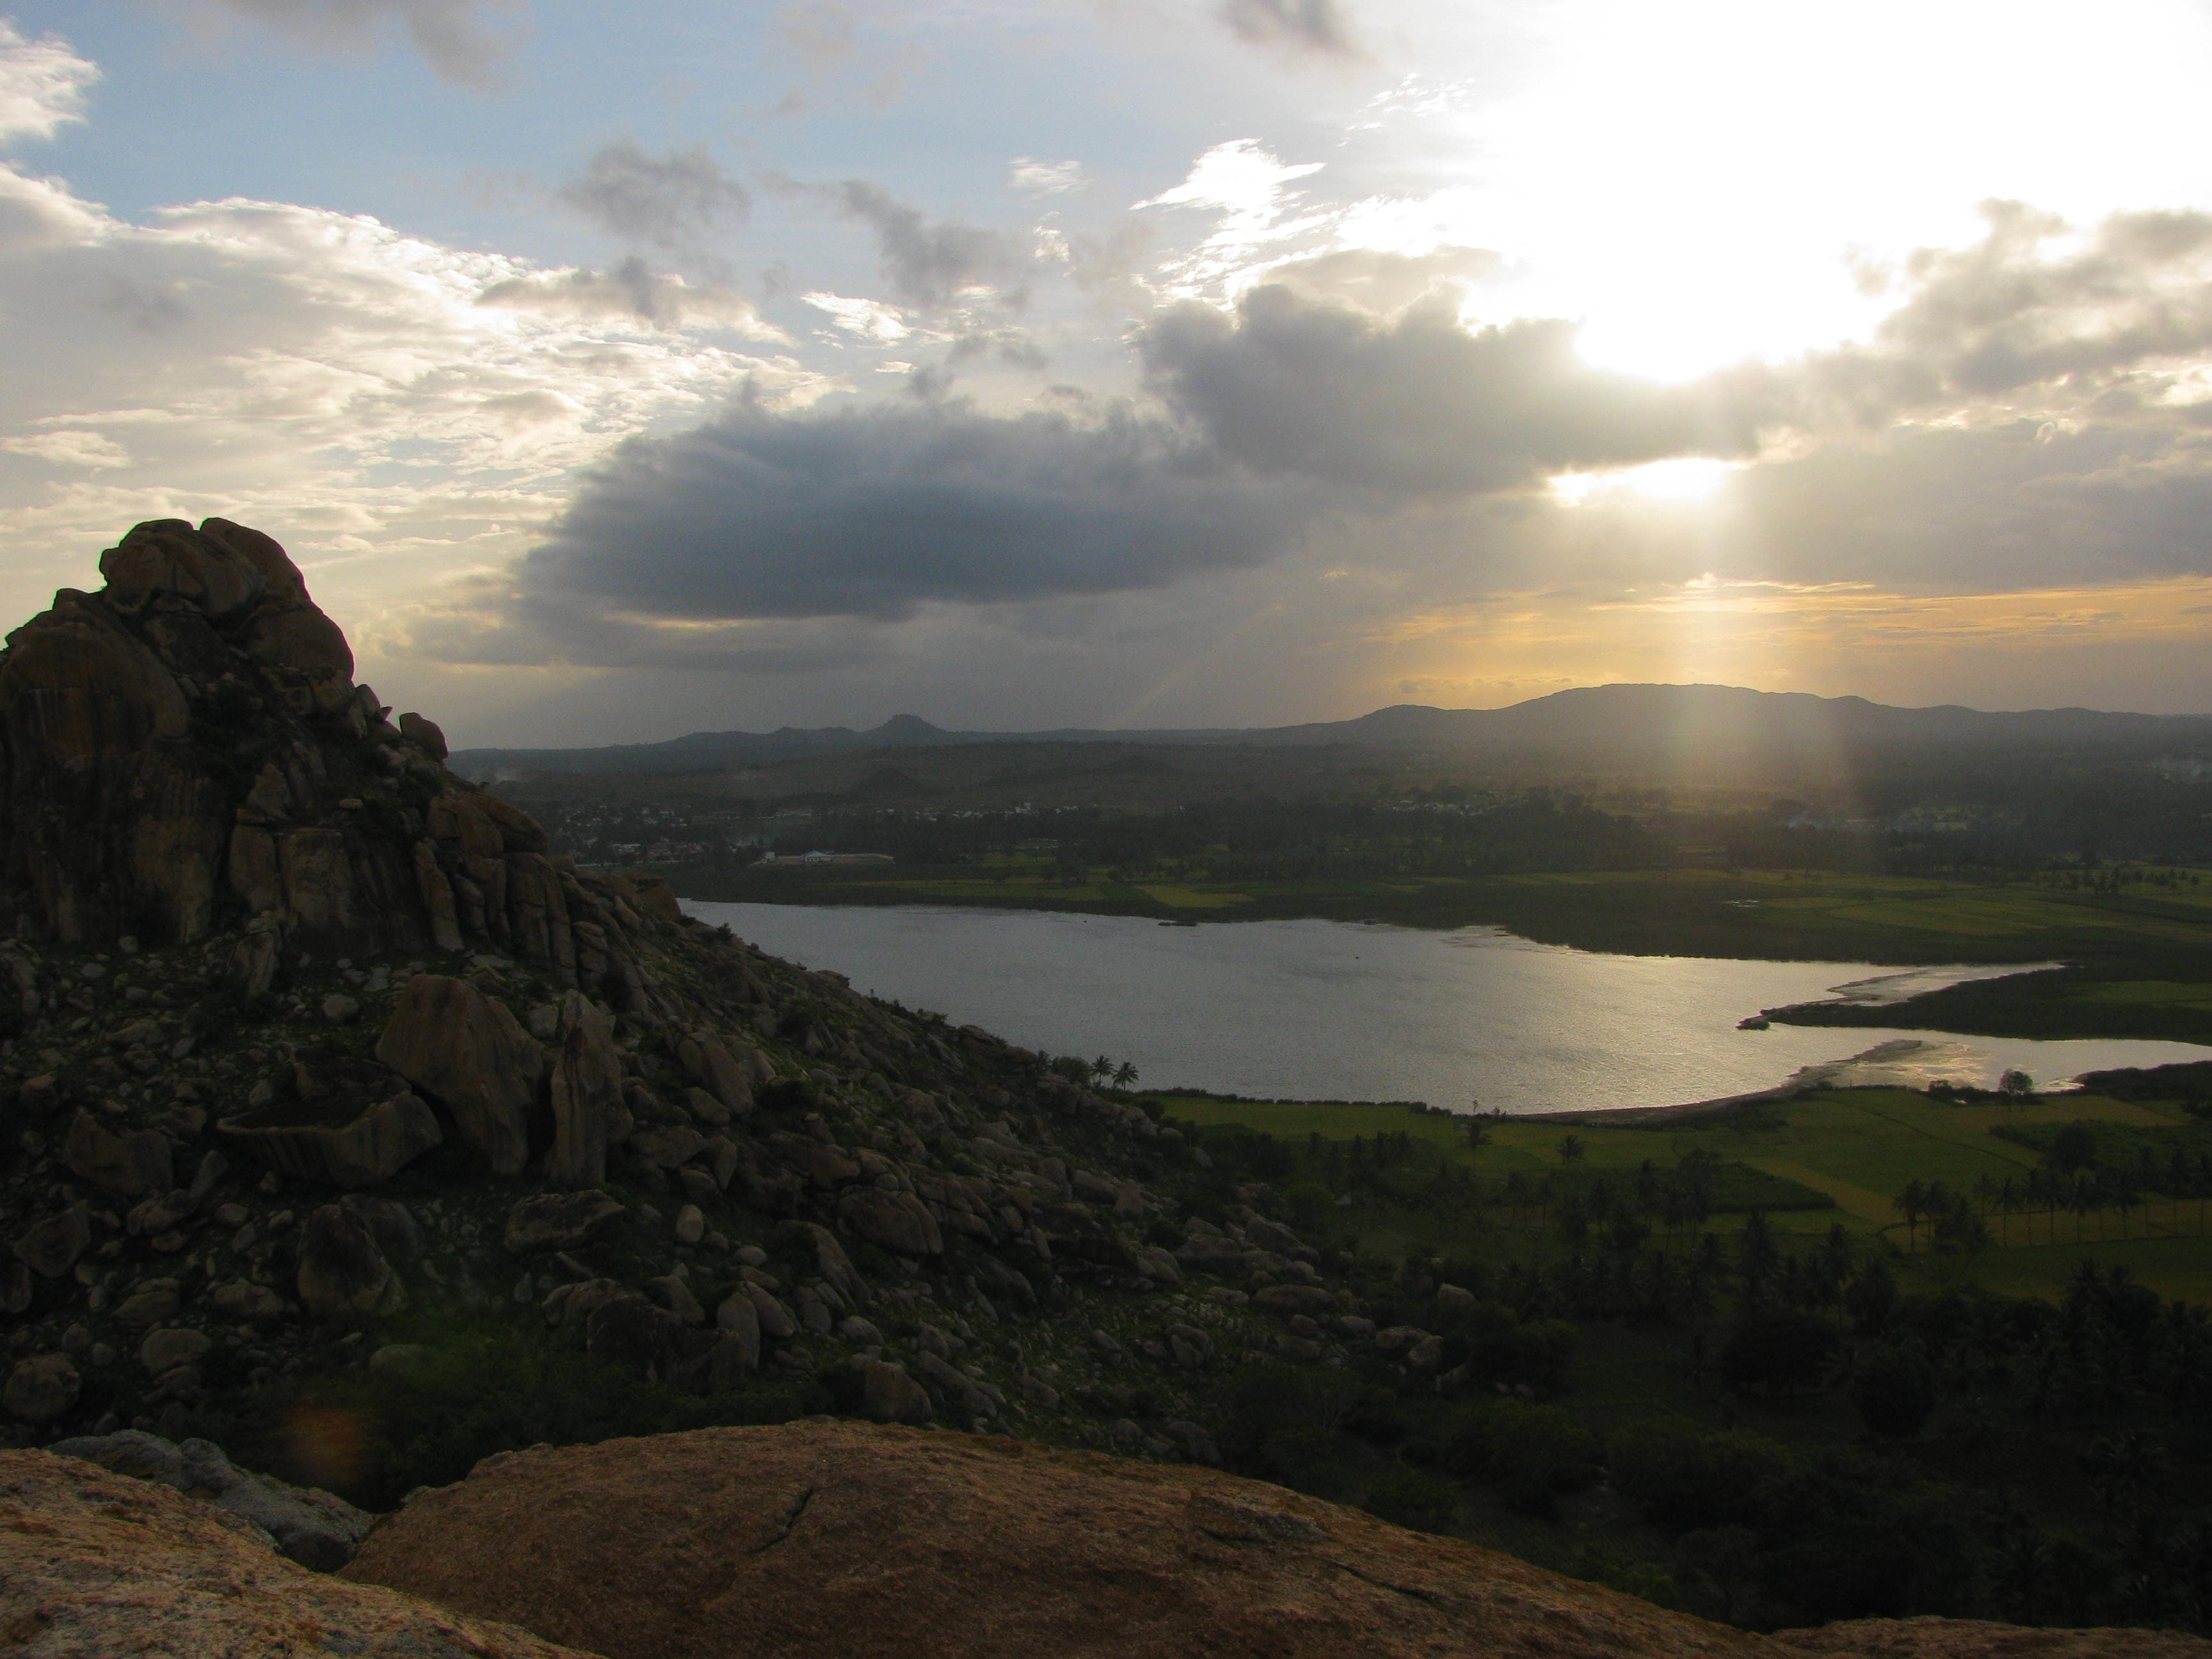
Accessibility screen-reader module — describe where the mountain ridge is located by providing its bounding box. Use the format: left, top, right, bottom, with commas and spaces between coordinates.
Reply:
450, 682, 2212, 781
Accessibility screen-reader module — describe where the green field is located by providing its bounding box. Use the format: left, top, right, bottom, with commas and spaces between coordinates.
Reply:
689, 862, 2212, 962
1148, 1083, 2212, 1304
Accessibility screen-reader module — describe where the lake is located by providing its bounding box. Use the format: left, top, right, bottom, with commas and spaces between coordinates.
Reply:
685, 903, 2212, 1116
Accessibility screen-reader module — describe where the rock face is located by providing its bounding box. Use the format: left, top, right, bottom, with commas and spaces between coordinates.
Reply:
374, 972, 547, 1172
0, 1447, 593, 1658
47, 1428, 373, 1569
343, 1422, 1776, 1659
219, 1051, 441, 1187
1781, 1619, 2212, 1659
0, 517, 673, 1008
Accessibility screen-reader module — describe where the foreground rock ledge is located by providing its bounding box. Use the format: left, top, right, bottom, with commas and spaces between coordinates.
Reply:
342, 1423, 2212, 1659
344, 1420, 1767, 1659
0, 1448, 594, 1659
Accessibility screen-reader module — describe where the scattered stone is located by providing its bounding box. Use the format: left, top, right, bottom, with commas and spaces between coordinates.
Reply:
504, 1191, 625, 1255
6, 1354, 80, 1422
1253, 1284, 1338, 1318
837, 1187, 944, 1258
674, 1203, 705, 1245
115, 1279, 183, 1326
320, 993, 360, 1025
205, 1281, 289, 1322
853, 1359, 933, 1423
61, 1110, 173, 1199
14, 1203, 93, 1278
369, 1343, 429, 1381
296, 1204, 405, 1320
138, 1327, 212, 1375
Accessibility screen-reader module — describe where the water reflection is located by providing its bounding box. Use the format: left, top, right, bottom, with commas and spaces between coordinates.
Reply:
688, 904, 2211, 1116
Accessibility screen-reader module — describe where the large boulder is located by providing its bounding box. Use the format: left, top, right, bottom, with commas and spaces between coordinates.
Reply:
60, 1111, 173, 1199
295, 1204, 405, 1321
340, 1422, 1778, 1659
13, 1202, 92, 1278
505, 1190, 625, 1255
5, 1353, 79, 1423
545, 991, 627, 1187
0, 1449, 591, 1655
837, 1187, 944, 1258
374, 974, 545, 1174
678, 1030, 755, 1119
220, 1052, 440, 1188
49, 1430, 374, 1571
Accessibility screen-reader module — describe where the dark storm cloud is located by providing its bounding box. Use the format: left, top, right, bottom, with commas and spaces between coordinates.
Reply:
1216, 0, 1358, 56
405, 200, 2212, 676
559, 140, 750, 252
201, 0, 526, 86
487, 396, 1302, 639
1137, 284, 1770, 494
831, 180, 1022, 306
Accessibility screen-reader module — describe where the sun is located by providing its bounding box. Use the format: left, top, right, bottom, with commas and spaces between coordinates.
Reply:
1548, 457, 1736, 506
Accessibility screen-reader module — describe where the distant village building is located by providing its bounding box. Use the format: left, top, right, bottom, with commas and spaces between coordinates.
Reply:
759, 851, 894, 866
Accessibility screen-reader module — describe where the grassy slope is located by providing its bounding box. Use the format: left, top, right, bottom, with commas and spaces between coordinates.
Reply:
1149, 1084, 2212, 1304
685, 863, 2212, 961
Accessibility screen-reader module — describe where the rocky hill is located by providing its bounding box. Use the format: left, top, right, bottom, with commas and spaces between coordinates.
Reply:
0, 518, 1381, 1482
0, 520, 2200, 1658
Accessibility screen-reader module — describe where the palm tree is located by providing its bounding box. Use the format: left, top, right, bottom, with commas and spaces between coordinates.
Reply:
1898, 1179, 1927, 1254
1557, 1134, 1586, 1166
1090, 1054, 1114, 1086
1111, 1060, 1139, 1089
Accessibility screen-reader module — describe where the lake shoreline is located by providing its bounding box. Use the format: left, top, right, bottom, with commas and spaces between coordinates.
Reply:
689, 899, 2212, 1120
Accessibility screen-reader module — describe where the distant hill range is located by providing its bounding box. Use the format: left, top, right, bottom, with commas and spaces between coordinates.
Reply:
449, 684, 2212, 782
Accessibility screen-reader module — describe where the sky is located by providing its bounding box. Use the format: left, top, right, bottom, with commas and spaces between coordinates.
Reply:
3, 1, 2211, 744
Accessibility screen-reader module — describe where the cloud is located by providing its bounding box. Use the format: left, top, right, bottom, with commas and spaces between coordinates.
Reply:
1794, 201, 2212, 426
1215, 0, 1358, 56
1007, 157, 1084, 196
832, 180, 1022, 307
1134, 139, 1331, 296
408, 397, 1305, 666
802, 291, 911, 342
1255, 245, 1500, 314
557, 138, 750, 254
180, 0, 529, 87
0, 151, 829, 660
0, 20, 99, 144
476, 259, 787, 339
1139, 284, 1767, 495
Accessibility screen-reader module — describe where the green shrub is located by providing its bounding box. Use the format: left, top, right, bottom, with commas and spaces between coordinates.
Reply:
1847, 1341, 1937, 1438
271, 1319, 830, 1508
1608, 1419, 1795, 1530
1444, 1397, 1599, 1514
1721, 1307, 1837, 1395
